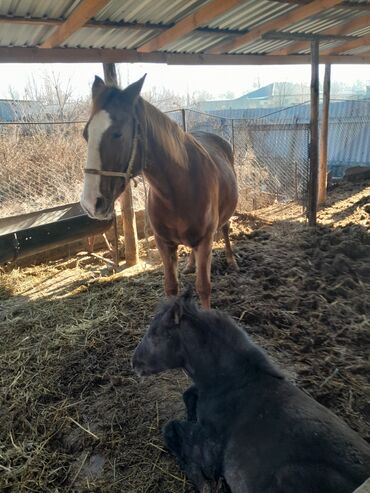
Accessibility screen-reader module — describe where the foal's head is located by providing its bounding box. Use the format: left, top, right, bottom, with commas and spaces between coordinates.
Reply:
80, 75, 146, 220
132, 291, 195, 376
133, 291, 283, 382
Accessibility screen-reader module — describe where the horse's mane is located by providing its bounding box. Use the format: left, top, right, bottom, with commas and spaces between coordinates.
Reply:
166, 298, 283, 379
92, 86, 214, 171
139, 99, 214, 170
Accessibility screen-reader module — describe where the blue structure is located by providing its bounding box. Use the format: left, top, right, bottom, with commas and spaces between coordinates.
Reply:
0, 99, 42, 122
191, 100, 370, 177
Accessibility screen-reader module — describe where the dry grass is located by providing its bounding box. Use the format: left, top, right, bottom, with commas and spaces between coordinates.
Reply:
0, 124, 86, 216
0, 124, 146, 217
0, 180, 369, 492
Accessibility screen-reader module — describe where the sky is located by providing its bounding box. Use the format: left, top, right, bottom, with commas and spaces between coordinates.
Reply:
1, 62, 369, 101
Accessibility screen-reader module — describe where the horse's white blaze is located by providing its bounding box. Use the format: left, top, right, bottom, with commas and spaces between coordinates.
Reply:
80, 110, 112, 217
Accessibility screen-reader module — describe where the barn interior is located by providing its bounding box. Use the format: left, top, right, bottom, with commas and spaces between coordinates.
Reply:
0, 1, 370, 492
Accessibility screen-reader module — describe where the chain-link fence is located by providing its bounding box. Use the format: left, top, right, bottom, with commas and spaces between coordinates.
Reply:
168, 108, 310, 211
1, 100, 369, 219
0, 121, 86, 217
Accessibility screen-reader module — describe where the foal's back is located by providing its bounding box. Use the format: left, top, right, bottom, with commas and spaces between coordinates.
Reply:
223, 375, 370, 493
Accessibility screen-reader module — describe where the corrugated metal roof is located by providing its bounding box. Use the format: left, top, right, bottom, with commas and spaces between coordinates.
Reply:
207, 0, 295, 31
0, 0, 78, 19
0, 0, 369, 59
95, 0, 206, 25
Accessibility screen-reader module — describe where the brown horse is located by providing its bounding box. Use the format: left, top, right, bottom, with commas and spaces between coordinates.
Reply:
80, 75, 238, 308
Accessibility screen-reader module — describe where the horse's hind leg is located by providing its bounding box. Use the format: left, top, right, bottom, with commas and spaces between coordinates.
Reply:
183, 250, 196, 274
222, 222, 239, 271
155, 236, 178, 297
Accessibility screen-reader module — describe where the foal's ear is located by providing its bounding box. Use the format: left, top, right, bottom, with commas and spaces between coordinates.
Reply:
122, 74, 147, 104
171, 287, 194, 325
92, 75, 105, 99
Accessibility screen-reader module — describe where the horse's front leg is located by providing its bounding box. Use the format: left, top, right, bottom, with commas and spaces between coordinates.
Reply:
163, 420, 219, 493
155, 236, 178, 297
194, 236, 213, 309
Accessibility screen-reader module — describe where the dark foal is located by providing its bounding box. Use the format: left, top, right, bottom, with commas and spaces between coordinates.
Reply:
132, 293, 370, 493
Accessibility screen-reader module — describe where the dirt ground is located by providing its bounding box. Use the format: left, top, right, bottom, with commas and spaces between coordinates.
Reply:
0, 180, 369, 492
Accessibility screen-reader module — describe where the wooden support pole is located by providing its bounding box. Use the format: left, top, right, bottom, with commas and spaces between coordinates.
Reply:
103, 62, 139, 266
318, 63, 331, 205
308, 40, 320, 227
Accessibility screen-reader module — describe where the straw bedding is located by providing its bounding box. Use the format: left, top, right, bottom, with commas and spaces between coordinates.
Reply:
0, 180, 369, 492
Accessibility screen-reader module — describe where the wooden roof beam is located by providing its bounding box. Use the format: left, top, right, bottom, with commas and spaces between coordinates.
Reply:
0, 14, 247, 38
40, 0, 111, 49
270, 12, 370, 55
207, 0, 343, 54
321, 33, 370, 55
0, 47, 369, 64
137, 0, 243, 53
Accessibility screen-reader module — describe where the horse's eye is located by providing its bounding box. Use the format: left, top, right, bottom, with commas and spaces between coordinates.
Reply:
112, 132, 122, 139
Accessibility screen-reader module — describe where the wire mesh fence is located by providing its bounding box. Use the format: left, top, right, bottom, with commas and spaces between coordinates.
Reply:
1, 99, 369, 219
0, 121, 87, 217
168, 109, 310, 211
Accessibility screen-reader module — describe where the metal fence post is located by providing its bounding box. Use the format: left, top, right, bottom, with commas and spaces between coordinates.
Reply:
181, 108, 187, 132
231, 119, 235, 157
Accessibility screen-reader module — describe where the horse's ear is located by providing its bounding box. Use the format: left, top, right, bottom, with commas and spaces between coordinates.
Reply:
121, 74, 147, 104
92, 75, 105, 100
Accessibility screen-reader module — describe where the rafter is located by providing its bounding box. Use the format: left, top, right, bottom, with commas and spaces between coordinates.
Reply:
0, 14, 246, 37
137, 0, 243, 53
269, 12, 370, 55
321, 32, 370, 55
207, 0, 343, 54
40, 0, 111, 49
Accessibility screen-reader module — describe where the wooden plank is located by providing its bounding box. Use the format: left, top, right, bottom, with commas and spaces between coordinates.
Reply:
40, 0, 111, 49
103, 63, 139, 267
308, 40, 320, 227
270, 13, 370, 55
207, 0, 343, 55
321, 32, 370, 55
137, 0, 243, 53
0, 47, 369, 64
0, 15, 61, 26
318, 64, 331, 206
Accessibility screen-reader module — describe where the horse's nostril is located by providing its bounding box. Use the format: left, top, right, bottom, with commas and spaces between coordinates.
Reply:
95, 197, 104, 211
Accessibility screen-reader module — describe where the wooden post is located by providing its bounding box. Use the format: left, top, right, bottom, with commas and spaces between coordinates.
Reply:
308, 40, 319, 227
318, 63, 331, 205
103, 62, 139, 266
